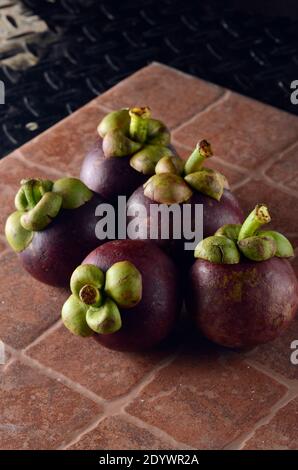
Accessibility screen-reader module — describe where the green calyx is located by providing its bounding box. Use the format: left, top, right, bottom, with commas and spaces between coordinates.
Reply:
5, 211, 34, 253
195, 236, 240, 264
194, 204, 294, 264
182, 141, 228, 201
215, 224, 242, 242
62, 261, 143, 337
130, 145, 175, 175
141, 140, 230, 203
105, 261, 142, 308
256, 230, 294, 258
143, 173, 193, 204
5, 177, 93, 253
98, 107, 172, 176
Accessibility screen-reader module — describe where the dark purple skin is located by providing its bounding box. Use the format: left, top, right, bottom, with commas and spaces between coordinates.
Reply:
80, 138, 148, 201
83, 240, 182, 351
19, 193, 106, 287
187, 257, 298, 348
126, 186, 244, 264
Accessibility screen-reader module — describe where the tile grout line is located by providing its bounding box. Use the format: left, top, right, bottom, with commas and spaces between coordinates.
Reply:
14, 151, 66, 178
245, 358, 298, 392
122, 412, 194, 450
61, 350, 181, 449
221, 356, 298, 449
171, 90, 231, 134
23, 318, 64, 353
224, 388, 297, 450
5, 345, 106, 407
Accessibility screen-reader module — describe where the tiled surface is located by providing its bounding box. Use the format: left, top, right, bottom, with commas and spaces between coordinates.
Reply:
0, 62, 298, 450
68, 415, 176, 450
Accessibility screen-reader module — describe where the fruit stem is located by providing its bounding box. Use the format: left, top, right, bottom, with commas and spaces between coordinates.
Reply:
79, 284, 101, 306
184, 140, 213, 175
129, 107, 151, 143
238, 204, 271, 241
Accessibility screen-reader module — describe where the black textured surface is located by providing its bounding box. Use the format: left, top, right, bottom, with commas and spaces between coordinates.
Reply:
1, 0, 298, 157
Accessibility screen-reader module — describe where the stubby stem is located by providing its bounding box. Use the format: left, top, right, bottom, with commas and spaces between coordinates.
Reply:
79, 284, 102, 306
238, 204, 271, 241
129, 107, 151, 143
184, 140, 213, 175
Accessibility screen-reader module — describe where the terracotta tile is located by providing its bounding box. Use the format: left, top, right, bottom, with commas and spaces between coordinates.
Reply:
19, 104, 106, 175
0, 361, 102, 449
173, 143, 247, 187
96, 63, 223, 129
0, 237, 8, 254
126, 346, 286, 449
27, 324, 172, 400
173, 93, 298, 170
69, 415, 175, 450
234, 180, 298, 234
0, 251, 68, 349
248, 317, 298, 382
266, 144, 298, 193
0, 155, 61, 236
244, 398, 298, 450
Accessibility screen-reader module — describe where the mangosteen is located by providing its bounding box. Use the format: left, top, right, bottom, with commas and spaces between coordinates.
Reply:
187, 204, 298, 348
61, 240, 182, 351
126, 140, 243, 263
80, 107, 178, 201
5, 177, 108, 287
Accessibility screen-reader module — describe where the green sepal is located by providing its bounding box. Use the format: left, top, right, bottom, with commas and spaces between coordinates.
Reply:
5, 210, 33, 252
86, 298, 122, 334
194, 235, 240, 264
105, 260, 142, 308
130, 145, 175, 175
52, 177, 93, 209
256, 230, 294, 258
238, 235, 276, 261
62, 295, 93, 337
20, 192, 62, 231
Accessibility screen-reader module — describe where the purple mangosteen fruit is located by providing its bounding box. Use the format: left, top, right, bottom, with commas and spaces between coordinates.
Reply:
80, 107, 178, 201
126, 140, 243, 262
187, 204, 298, 348
5, 177, 108, 287
61, 240, 182, 351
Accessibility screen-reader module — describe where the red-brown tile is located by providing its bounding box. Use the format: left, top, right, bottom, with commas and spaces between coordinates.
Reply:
234, 180, 298, 234
126, 348, 286, 449
19, 104, 106, 175
173, 93, 298, 170
173, 143, 247, 187
266, 143, 298, 193
244, 398, 298, 449
0, 361, 102, 449
96, 63, 223, 129
69, 415, 175, 450
27, 324, 172, 400
0, 251, 68, 349
0, 237, 8, 254
0, 155, 61, 236
248, 317, 298, 382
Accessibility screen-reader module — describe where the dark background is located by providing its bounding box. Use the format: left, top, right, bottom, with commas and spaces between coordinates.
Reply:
1, 0, 298, 158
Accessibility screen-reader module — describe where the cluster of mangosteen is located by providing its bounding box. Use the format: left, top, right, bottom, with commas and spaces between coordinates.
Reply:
5, 106, 298, 351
